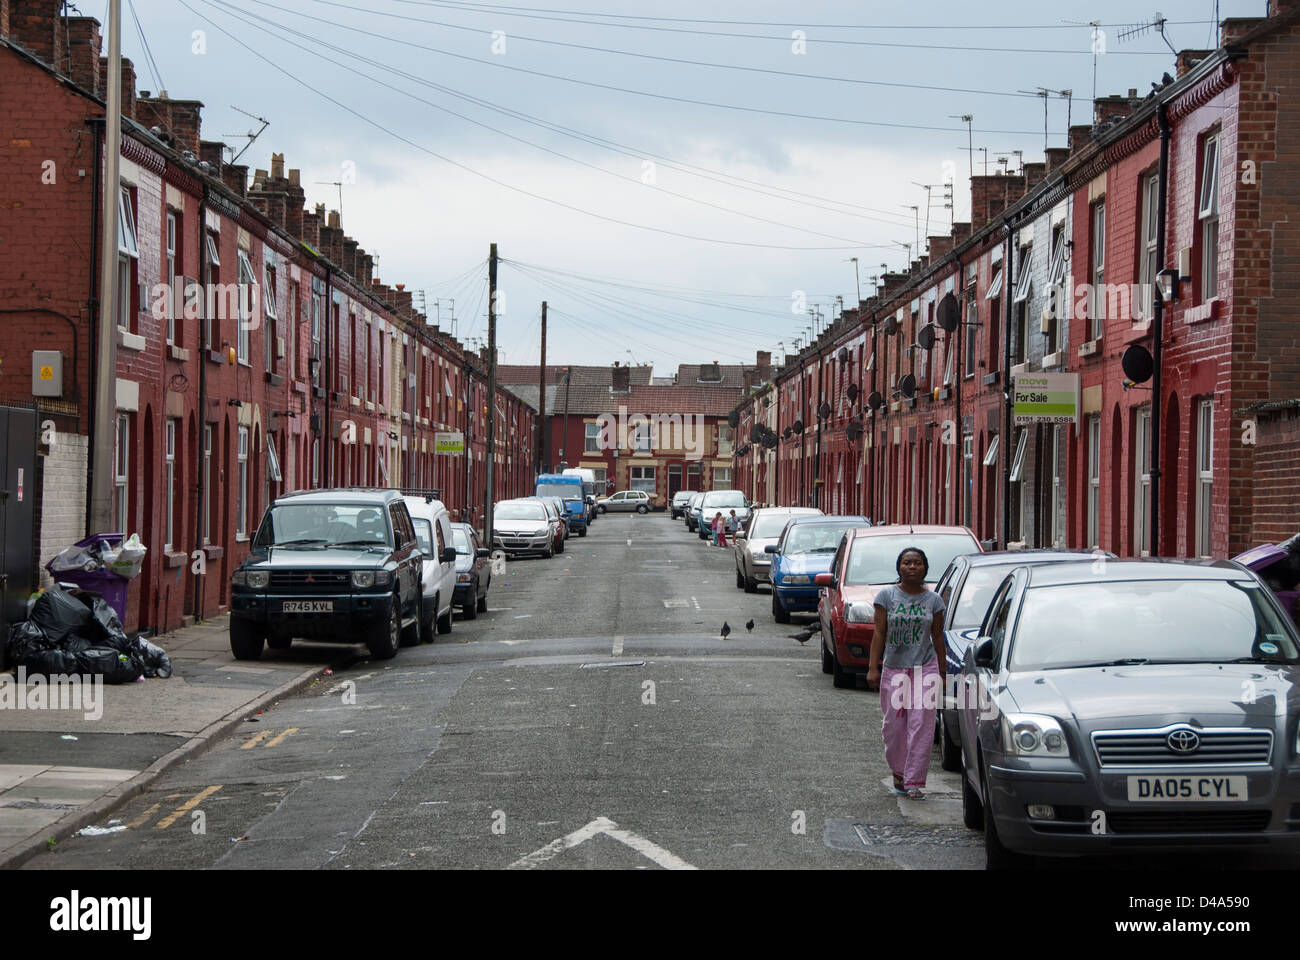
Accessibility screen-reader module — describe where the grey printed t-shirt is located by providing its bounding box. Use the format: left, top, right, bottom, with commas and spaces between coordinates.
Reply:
873, 584, 946, 669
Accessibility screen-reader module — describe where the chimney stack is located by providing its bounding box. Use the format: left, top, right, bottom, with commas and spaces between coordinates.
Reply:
611, 364, 631, 392
63, 16, 101, 95
11, 1, 63, 67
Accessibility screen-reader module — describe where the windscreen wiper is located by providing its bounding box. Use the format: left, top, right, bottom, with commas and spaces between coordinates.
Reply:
332, 540, 390, 549
275, 538, 327, 547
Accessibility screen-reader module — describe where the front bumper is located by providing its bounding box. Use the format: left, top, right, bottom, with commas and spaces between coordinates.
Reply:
833, 622, 874, 669
773, 583, 818, 611
985, 757, 1300, 855
231, 590, 394, 640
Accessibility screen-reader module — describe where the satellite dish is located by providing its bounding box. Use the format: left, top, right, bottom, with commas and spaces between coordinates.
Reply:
783, 426, 793, 439
937, 292, 960, 332
1122, 344, 1154, 384
846, 421, 863, 442
749, 424, 763, 443
846, 383, 860, 403
817, 401, 832, 419
867, 390, 884, 410
917, 323, 936, 351
883, 316, 899, 336
899, 374, 917, 399
728, 410, 739, 428
837, 347, 849, 364
763, 435, 778, 449
792, 419, 804, 435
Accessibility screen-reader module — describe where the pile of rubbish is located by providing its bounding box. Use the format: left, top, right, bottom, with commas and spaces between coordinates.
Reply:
49, 533, 147, 579
4, 585, 171, 683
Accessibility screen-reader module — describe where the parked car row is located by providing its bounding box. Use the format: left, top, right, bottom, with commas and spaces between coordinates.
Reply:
228, 488, 496, 661
711, 503, 1300, 866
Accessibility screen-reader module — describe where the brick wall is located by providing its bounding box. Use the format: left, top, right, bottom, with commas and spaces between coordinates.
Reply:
1250, 407, 1300, 543
37, 432, 87, 588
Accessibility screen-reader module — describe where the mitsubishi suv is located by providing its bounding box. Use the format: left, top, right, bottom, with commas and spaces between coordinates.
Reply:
229, 488, 443, 661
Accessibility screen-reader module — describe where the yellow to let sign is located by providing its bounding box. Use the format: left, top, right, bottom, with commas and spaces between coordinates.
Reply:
435, 431, 464, 454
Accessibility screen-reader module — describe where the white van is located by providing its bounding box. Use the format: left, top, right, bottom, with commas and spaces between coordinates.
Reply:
403, 495, 458, 641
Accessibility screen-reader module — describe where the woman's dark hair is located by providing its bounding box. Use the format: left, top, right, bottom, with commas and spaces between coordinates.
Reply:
895, 547, 930, 577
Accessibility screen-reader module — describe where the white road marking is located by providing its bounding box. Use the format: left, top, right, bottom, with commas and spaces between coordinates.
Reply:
626, 538, 632, 546
691, 597, 701, 611
611, 636, 624, 656
513, 615, 533, 619
663, 598, 688, 608
509, 817, 698, 870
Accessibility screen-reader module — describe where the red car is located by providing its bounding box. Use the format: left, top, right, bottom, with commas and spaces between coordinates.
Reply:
813, 525, 983, 688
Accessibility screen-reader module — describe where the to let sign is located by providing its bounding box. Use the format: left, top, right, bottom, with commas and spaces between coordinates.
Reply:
435, 431, 464, 454
1013, 372, 1080, 426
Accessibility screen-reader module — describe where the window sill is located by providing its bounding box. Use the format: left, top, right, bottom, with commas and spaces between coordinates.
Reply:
365, 401, 375, 412
208, 349, 227, 364
350, 396, 361, 408
1077, 338, 1101, 359
1041, 351, 1066, 370
118, 328, 147, 352
164, 551, 186, 569
237, 360, 251, 369
266, 372, 284, 387
235, 534, 249, 543
982, 371, 1000, 387
203, 544, 224, 559
168, 345, 191, 362
1184, 298, 1220, 325
313, 386, 325, 399
1010, 361, 1034, 377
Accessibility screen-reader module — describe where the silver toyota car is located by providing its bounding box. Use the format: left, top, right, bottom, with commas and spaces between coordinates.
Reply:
733, 507, 823, 592
957, 559, 1300, 868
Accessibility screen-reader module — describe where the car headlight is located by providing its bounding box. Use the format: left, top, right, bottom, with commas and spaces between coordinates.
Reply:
1001, 713, 1070, 757
457, 573, 472, 583
845, 602, 874, 624
232, 570, 267, 588
783, 575, 811, 585
351, 570, 393, 589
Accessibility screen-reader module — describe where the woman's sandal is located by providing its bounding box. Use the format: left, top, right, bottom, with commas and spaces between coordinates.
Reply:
905, 788, 927, 801
890, 775, 907, 796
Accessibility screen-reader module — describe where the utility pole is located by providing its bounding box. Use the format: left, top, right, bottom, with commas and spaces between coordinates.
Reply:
91, 0, 122, 532
538, 300, 548, 473
846, 257, 861, 306
483, 243, 498, 546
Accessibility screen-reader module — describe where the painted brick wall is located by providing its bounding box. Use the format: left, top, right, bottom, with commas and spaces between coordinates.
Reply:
36, 431, 87, 588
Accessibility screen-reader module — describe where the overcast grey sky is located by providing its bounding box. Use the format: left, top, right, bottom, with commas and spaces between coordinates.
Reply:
123, 0, 1262, 372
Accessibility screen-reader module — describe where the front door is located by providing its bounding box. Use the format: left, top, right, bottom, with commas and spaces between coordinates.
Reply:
668, 464, 682, 498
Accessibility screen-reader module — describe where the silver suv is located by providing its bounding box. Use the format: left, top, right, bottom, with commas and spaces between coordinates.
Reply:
734, 507, 824, 592
695, 490, 752, 541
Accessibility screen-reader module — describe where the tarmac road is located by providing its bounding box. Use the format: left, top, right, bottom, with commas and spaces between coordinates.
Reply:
24, 511, 981, 870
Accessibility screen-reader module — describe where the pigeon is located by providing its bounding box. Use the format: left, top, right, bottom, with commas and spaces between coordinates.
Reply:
745, 619, 754, 633
789, 630, 814, 645
720, 621, 731, 639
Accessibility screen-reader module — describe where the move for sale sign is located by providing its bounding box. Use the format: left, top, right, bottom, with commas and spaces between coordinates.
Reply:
1012, 372, 1080, 426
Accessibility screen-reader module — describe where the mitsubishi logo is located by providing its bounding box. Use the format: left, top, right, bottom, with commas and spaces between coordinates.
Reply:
304, 574, 315, 584
1166, 728, 1200, 753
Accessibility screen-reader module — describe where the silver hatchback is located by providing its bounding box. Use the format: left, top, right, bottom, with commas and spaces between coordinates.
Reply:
733, 507, 823, 592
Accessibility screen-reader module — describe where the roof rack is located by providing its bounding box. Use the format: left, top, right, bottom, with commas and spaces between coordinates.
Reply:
399, 487, 443, 504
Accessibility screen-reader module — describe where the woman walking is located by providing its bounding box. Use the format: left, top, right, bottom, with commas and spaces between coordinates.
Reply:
866, 547, 946, 800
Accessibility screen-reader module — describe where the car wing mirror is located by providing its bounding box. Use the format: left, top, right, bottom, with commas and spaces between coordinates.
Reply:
814, 573, 835, 588
972, 637, 995, 668
476, 548, 490, 558
440, 547, 457, 563
764, 544, 778, 554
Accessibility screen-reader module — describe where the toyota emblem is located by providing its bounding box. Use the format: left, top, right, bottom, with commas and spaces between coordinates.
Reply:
1166, 728, 1200, 753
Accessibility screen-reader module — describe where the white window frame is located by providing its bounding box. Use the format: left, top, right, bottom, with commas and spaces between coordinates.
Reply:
114, 414, 129, 533
713, 466, 732, 490
1091, 201, 1106, 339
630, 465, 655, 495
164, 419, 176, 551
984, 267, 1003, 301
1134, 407, 1152, 556
236, 250, 257, 364
943, 340, 956, 386
1196, 399, 1214, 557
361, 319, 370, 401
287, 283, 297, 381
236, 426, 249, 538
204, 234, 220, 350
1137, 173, 1159, 323
117, 254, 133, 333
263, 260, 278, 375
982, 433, 1000, 467
165, 212, 177, 345
117, 186, 138, 258
1048, 426, 1061, 548
962, 434, 973, 527
584, 421, 600, 453
311, 437, 320, 489
632, 421, 652, 453
1012, 245, 1034, 304
1009, 428, 1028, 482
1199, 133, 1220, 304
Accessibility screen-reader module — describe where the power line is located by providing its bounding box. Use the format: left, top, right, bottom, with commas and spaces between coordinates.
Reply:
267, 0, 1100, 103
187, 0, 896, 251
125, 0, 165, 92
204, 0, 1045, 136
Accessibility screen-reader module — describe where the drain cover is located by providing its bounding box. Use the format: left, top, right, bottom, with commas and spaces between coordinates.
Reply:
851, 822, 981, 846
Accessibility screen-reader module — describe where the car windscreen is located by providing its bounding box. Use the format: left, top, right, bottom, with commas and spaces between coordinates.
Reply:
451, 527, 472, 554
256, 503, 393, 548
537, 483, 581, 500
673, 492, 694, 504
412, 518, 434, 555
844, 533, 978, 586
495, 502, 546, 521
1008, 579, 1300, 670
752, 512, 816, 539
782, 522, 856, 555
949, 565, 1019, 629
702, 491, 746, 509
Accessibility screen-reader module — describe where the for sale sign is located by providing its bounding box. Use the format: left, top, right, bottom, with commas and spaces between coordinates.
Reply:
1013, 372, 1080, 425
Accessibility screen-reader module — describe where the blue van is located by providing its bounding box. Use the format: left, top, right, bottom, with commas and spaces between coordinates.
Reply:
536, 474, 588, 537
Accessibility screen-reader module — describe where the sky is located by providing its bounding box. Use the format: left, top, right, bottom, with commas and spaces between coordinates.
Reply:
117, 0, 1264, 374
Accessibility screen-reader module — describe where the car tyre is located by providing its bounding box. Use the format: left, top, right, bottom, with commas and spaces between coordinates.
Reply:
598, 505, 607, 514
399, 594, 422, 647
578, 527, 587, 538
230, 619, 265, 661
460, 593, 477, 619
736, 567, 745, 589
744, 573, 758, 594
821, 637, 834, 674
544, 543, 554, 559
636, 504, 648, 514
939, 712, 962, 772
772, 590, 791, 624
476, 590, 488, 613
557, 537, 565, 554
367, 601, 401, 660
830, 640, 854, 689
437, 601, 454, 635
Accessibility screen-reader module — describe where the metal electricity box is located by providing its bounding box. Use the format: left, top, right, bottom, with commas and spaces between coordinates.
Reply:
31, 350, 63, 397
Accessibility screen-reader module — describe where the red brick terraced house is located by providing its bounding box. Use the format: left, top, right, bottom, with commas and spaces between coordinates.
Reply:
0, 2, 535, 635
732, 0, 1300, 557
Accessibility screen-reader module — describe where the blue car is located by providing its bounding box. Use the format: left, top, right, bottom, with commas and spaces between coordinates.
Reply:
767, 515, 868, 624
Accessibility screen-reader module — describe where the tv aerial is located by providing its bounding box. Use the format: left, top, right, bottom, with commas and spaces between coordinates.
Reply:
221, 105, 270, 165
